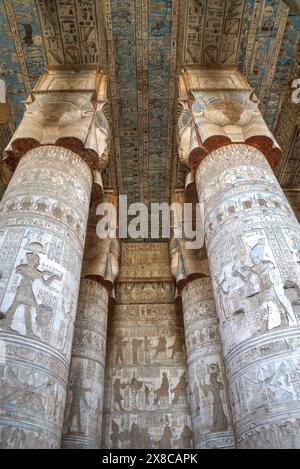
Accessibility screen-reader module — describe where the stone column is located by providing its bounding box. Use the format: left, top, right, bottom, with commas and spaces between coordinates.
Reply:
197, 144, 300, 448
179, 67, 300, 448
0, 146, 91, 449
0, 70, 110, 448
170, 232, 235, 449
182, 276, 235, 449
61, 279, 109, 449
62, 197, 120, 449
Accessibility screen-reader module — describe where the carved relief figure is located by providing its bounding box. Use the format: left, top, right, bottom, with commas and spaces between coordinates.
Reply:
233, 238, 298, 330
216, 235, 298, 335
153, 334, 167, 358
132, 338, 143, 364
115, 336, 129, 364
129, 372, 143, 410
172, 372, 188, 405
168, 334, 184, 359
157, 424, 172, 449
110, 420, 121, 449
201, 364, 228, 432
144, 384, 151, 405
215, 270, 235, 323
65, 363, 90, 434
113, 378, 126, 411
248, 240, 297, 329
144, 336, 151, 363
154, 372, 169, 406
0, 242, 61, 337
176, 425, 193, 448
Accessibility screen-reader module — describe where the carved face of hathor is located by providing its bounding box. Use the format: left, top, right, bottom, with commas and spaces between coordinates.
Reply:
41, 108, 83, 128
203, 99, 254, 126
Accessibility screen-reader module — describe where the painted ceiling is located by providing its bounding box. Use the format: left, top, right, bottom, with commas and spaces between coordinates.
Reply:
0, 0, 300, 206
278, 126, 300, 185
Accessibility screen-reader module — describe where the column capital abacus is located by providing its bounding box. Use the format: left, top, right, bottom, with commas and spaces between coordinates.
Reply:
178, 67, 281, 171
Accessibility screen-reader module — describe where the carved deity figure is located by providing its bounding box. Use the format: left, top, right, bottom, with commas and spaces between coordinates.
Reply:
153, 334, 167, 358
131, 338, 143, 364
154, 372, 170, 406
157, 424, 172, 449
129, 422, 140, 448
144, 336, 151, 363
129, 372, 143, 410
245, 239, 297, 330
168, 334, 184, 359
217, 237, 298, 331
201, 363, 228, 432
144, 384, 151, 405
215, 270, 235, 323
115, 336, 129, 364
113, 378, 126, 411
65, 363, 90, 434
171, 372, 188, 405
176, 425, 193, 448
110, 419, 121, 448
0, 243, 60, 337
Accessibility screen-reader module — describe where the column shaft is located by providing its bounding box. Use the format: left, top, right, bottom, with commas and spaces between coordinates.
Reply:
0, 146, 92, 448
61, 279, 109, 448
196, 144, 300, 448
182, 277, 235, 449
